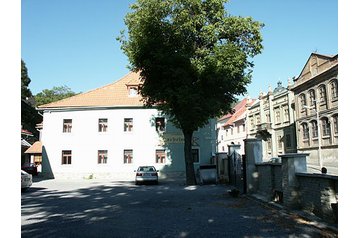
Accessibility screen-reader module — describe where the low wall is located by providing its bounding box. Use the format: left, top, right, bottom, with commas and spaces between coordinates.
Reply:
296, 173, 338, 223
244, 138, 338, 224
256, 163, 282, 200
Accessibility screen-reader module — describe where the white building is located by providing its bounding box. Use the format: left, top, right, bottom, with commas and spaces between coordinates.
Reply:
38, 72, 217, 180
216, 98, 255, 155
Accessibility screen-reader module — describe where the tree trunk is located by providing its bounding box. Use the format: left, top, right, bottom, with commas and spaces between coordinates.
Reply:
183, 130, 196, 185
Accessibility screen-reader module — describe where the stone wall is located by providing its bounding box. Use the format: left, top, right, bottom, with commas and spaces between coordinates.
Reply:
244, 139, 338, 224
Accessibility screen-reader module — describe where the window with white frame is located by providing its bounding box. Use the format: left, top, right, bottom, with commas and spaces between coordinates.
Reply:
155, 150, 166, 164
98, 118, 108, 132
62, 150, 72, 165
124, 150, 133, 164
98, 150, 108, 164
322, 118, 331, 136
124, 118, 133, 132
63, 119, 72, 133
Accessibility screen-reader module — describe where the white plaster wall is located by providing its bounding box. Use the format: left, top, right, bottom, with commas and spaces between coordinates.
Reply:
42, 108, 171, 179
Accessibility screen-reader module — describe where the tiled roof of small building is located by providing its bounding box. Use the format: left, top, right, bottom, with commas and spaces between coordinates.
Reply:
25, 141, 42, 154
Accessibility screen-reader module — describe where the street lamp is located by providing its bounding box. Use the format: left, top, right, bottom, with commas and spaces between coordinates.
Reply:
303, 101, 322, 171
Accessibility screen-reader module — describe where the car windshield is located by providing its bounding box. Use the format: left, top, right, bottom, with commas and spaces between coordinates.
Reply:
138, 167, 155, 172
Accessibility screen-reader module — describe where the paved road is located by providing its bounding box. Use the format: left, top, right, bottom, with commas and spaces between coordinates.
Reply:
22, 178, 337, 238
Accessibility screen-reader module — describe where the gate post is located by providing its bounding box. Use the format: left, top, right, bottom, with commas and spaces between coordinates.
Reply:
244, 139, 263, 194
279, 153, 308, 208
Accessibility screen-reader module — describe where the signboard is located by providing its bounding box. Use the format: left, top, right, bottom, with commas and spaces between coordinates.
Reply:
159, 134, 199, 146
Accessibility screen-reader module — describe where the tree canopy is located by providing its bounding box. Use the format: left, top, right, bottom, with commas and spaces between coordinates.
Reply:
119, 0, 264, 184
35, 86, 77, 107
21, 59, 42, 138
21, 59, 33, 101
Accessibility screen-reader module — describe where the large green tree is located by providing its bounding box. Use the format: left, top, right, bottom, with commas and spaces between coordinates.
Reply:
35, 86, 77, 107
119, 0, 264, 185
21, 59, 33, 101
21, 59, 42, 138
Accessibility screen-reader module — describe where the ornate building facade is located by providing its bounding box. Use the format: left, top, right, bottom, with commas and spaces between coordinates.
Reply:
290, 53, 338, 175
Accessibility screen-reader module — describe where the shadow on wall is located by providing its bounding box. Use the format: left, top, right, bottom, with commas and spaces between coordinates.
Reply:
41, 146, 54, 179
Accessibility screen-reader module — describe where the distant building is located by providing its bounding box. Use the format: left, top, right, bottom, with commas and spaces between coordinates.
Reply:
247, 81, 297, 161
290, 53, 338, 175
37, 72, 216, 180
216, 98, 255, 155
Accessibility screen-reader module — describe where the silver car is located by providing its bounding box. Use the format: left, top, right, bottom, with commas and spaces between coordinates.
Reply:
135, 166, 159, 185
21, 170, 32, 191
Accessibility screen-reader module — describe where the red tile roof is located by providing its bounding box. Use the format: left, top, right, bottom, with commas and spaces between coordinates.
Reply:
219, 98, 256, 127
38, 72, 144, 109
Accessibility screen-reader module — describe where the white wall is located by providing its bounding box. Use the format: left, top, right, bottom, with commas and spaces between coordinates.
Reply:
42, 107, 169, 179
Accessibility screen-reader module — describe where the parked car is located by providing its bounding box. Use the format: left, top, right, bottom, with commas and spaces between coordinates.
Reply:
21, 170, 32, 191
21, 163, 38, 176
134, 166, 159, 185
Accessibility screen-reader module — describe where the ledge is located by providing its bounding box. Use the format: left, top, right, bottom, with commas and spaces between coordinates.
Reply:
296, 172, 338, 180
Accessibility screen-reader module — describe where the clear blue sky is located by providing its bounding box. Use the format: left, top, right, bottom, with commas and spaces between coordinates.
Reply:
21, 0, 338, 99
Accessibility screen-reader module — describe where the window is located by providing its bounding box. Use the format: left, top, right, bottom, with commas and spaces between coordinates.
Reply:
256, 114, 261, 124
277, 135, 283, 150
63, 119, 72, 133
333, 115, 338, 134
267, 138, 272, 152
311, 120, 318, 138
300, 94, 306, 110
98, 118, 108, 132
250, 117, 254, 130
242, 123, 245, 132
155, 150, 166, 164
283, 106, 289, 122
155, 117, 165, 132
266, 112, 270, 123
62, 150, 72, 165
128, 86, 138, 96
319, 85, 327, 104
192, 149, 199, 163
98, 150, 108, 164
124, 118, 133, 132
322, 118, 331, 136
124, 150, 133, 164
302, 123, 309, 140
275, 108, 281, 124
330, 80, 338, 100
309, 90, 316, 107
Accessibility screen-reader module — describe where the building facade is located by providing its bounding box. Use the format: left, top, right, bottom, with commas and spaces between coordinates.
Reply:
290, 53, 338, 175
216, 98, 255, 155
38, 72, 216, 180
247, 81, 297, 162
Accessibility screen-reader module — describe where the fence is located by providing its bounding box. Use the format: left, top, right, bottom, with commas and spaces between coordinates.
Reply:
244, 139, 338, 224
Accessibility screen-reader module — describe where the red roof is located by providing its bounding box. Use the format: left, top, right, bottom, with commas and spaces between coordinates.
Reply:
219, 98, 256, 127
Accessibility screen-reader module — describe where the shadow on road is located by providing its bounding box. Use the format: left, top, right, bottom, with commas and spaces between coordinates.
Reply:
21, 180, 337, 238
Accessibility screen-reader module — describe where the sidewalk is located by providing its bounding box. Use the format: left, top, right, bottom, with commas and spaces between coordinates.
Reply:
248, 193, 338, 235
